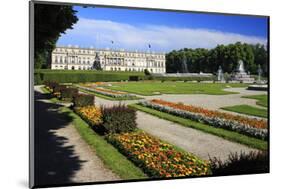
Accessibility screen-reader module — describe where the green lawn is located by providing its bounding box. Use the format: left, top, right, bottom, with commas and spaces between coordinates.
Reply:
242, 94, 268, 107
221, 105, 268, 118
106, 82, 249, 95
59, 107, 147, 180
129, 104, 267, 150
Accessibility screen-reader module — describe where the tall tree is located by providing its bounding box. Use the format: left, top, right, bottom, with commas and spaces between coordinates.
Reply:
165, 42, 263, 75
34, 4, 78, 68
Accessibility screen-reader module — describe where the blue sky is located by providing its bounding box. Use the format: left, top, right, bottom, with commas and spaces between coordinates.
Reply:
57, 5, 268, 52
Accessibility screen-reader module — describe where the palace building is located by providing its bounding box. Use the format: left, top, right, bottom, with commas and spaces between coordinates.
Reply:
51, 46, 166, 73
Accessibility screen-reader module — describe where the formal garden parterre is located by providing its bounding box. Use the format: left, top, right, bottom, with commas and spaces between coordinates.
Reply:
42, 81, 269, 179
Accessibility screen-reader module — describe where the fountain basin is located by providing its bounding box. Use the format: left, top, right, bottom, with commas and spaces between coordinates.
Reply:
247, 84, 268, 91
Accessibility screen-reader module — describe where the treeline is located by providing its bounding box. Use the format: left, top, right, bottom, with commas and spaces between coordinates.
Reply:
166, 42, 268, 76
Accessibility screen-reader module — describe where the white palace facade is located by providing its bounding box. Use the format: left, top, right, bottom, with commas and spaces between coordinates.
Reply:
51, 46, 166, 73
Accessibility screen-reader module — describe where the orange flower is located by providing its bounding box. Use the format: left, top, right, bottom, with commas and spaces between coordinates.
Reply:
150, 99, 267, 129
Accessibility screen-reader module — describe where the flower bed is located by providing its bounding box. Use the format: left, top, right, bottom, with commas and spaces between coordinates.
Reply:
139, 100, 268, 140
75, 106, 103, 128
107, 131, 211, 178
77, 85, 137, 98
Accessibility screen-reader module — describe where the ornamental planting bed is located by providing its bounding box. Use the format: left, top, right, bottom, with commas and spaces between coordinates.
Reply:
139, 99, 268, 140
77, 85, 137, 99
107, 132, 210, 178
74, 105, 210, 178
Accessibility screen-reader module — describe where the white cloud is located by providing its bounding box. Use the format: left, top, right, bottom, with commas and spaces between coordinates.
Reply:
57, 17, 267, 52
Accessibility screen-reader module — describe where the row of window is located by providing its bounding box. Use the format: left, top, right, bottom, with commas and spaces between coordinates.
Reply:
54, 57, 165, 67
54, 48, 165, 58
109, 67, 165, 73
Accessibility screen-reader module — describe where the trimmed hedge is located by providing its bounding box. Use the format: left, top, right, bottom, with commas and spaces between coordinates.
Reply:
53, 85, 66, 93
152, 76, 215, 82
73, 94, 95, 107
34, 70, 145, 84
34, 69, 215, 84
101, 104, 137, 134
60, 87, 78, 100
209, 151, 269, 175
129, 76, 140, 81
44, 81, 59, 91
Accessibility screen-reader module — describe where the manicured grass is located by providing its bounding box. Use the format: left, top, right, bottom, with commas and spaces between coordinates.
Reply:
242, 95, 268, 107
59, 107, 147, 180
221, 105, 268, 118
106, 82, 249, 95
128, 104, 267, 150
78, 87, 142, 101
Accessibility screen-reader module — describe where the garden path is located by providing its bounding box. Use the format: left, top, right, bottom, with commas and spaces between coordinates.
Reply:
94, 87, 267, 119
94, 92, 260, 163
139, 87, 267, 111
34, 86, 120, 186
135, 111, 259, 162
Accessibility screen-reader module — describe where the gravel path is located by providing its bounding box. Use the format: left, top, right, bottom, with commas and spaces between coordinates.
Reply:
93, 86, 267, 110
93, 87, 267, 119
34, 86, 119, 186
140, 87, 267, 111
93, 92, 260, 163
136, 111, 258, 162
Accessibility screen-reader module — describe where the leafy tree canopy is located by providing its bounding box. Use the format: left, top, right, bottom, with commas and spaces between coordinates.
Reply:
34, 4, 78, 68
166, 42, 268, 76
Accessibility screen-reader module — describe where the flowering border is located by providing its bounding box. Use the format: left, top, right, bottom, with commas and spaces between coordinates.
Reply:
107, 131, 211, 178
77, 85, 137, 98
139, 100, 268, 140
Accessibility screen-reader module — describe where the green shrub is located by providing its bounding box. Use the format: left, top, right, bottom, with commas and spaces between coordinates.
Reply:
53, 85, 66, 93
144, 69, 150, 76
73, 94, 95, 107
44, 81, 59, 91
34, 73, 43, 85
209, 151, 269, 175
60, 87, 78, 100
129, 76, 140, 81
35, 69, 145, 83
101, 104, 137, 134
152, 76, 215, 82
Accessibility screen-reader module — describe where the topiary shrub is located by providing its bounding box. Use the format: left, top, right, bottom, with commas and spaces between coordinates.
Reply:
60, 87, 78, 101
53, 85, 66, 93
101, 104, 137, 134
44, 81, 59, 92
209, 151, 269, 176
73, 94, 95, 107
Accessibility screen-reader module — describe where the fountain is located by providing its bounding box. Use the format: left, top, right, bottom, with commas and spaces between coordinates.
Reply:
217, 66, 225, 82
247, 64, 268, 91
231, 60, 254, 83
181, 54, 188, 73
257, 64, 262, 84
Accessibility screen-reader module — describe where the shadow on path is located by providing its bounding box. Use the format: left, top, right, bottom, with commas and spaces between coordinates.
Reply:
34, 90, 85, 187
